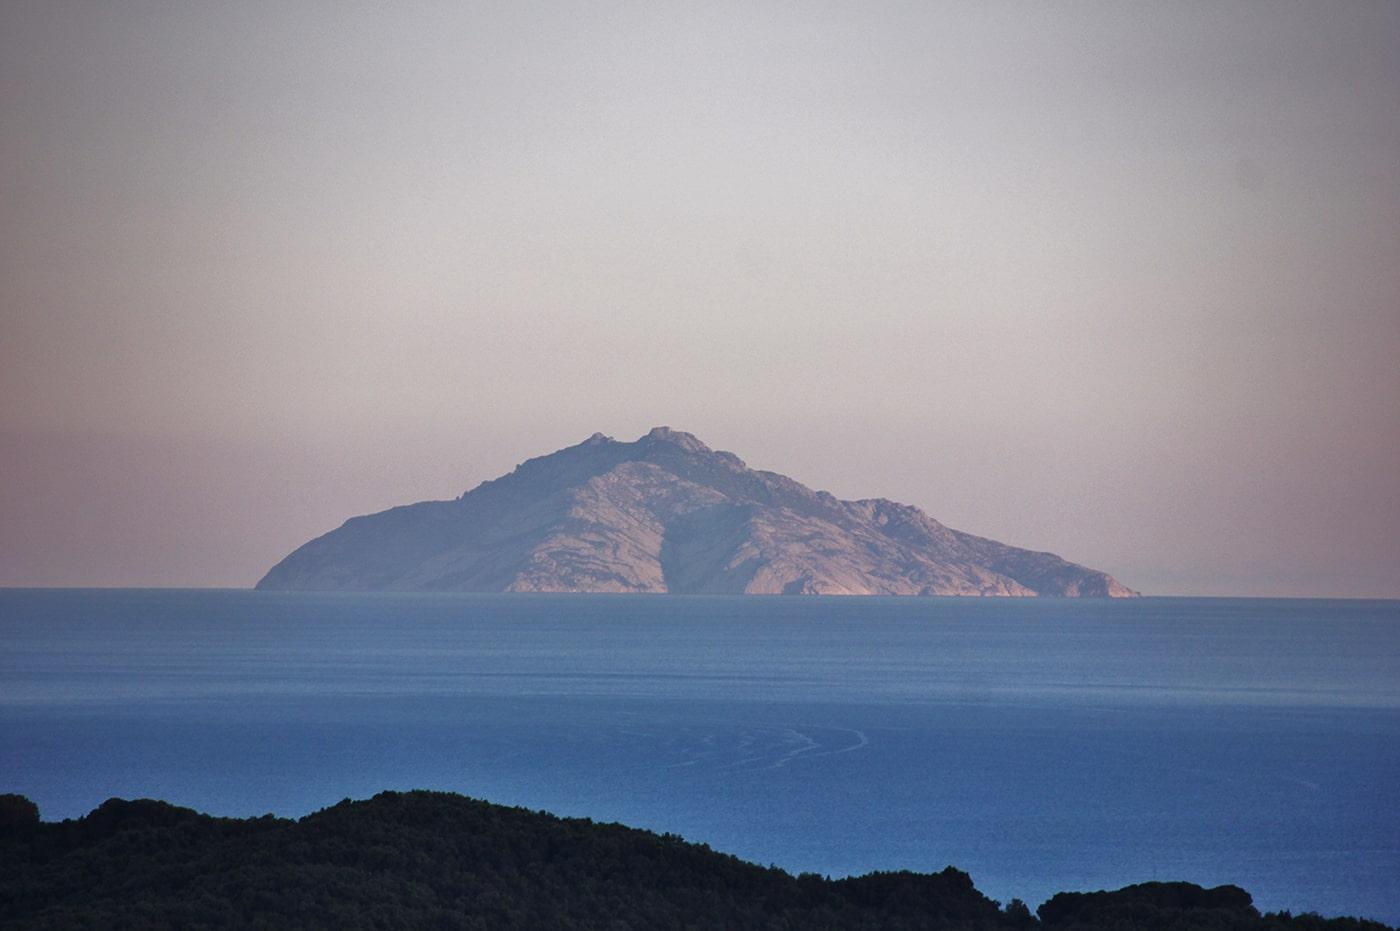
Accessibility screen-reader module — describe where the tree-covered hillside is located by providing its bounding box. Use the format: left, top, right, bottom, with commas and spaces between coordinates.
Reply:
0, 791, 1390, 930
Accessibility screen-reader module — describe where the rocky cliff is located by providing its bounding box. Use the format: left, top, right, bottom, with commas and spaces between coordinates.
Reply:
256, 427, 1137, 597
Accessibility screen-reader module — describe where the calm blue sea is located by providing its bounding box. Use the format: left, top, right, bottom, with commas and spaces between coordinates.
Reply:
2, 590, 1397, 922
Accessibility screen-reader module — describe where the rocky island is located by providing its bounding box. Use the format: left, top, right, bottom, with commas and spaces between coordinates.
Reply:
257, 427, 1136, 596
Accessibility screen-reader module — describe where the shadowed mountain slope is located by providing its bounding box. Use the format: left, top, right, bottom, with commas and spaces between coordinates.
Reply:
257, 428, 1137, 596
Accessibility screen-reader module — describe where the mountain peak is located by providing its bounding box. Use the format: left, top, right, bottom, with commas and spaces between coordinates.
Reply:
638, 426, 710, 453
258, 431, 1138, 597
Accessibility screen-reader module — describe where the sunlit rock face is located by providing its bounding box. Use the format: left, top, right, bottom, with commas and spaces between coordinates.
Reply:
257, 427, 1138, 597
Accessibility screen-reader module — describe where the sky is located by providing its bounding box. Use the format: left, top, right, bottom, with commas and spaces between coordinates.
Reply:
2, 0, 1397, 596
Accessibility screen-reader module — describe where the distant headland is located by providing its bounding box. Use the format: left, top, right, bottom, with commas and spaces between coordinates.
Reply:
257, 427, 1137, 597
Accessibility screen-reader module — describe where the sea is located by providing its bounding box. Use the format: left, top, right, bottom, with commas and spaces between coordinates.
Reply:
2, 590, 1397, 923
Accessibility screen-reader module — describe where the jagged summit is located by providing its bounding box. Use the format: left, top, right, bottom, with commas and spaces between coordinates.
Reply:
639, 425, 711, 452
258, 429, 1137, 597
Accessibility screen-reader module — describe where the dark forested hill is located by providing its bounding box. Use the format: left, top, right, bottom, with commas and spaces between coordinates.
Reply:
0, 791, 1388, 931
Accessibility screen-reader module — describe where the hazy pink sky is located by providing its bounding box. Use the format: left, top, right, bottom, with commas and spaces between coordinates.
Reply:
2, 1, 1397, 596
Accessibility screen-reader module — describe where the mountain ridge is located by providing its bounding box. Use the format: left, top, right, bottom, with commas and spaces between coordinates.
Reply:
257, 427, 1137, 597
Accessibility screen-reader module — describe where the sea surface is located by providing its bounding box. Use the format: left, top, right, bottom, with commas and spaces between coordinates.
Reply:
2, 590, 1398, 923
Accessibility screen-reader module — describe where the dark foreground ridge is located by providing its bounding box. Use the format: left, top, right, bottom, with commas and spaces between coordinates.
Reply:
0, 791, 1389, 931
258, 426, 1137, 596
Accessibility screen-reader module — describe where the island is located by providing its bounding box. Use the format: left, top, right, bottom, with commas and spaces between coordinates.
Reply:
257, 427, 1137, 596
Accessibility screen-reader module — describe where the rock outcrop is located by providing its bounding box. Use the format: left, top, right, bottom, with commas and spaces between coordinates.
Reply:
256, 427, 1137, 597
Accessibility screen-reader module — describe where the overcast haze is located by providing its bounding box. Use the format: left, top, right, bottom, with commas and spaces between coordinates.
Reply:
2, 1, 1397, 596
